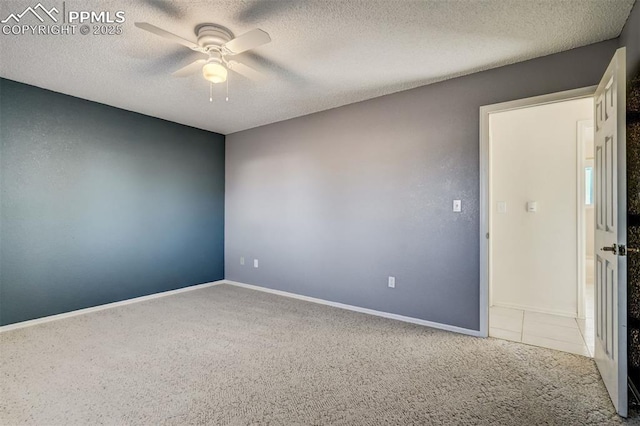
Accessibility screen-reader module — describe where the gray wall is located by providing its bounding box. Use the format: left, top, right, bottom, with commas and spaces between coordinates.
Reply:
0, 78, 225, 326
621, 1, 640, 80
225, 40, 618, 331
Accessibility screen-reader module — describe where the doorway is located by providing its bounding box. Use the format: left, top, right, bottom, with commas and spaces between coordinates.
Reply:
479, 48, 628, 417
479, 88, 596, 356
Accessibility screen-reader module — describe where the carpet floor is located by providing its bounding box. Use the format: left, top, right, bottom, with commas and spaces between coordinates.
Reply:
1, 284, 638, 425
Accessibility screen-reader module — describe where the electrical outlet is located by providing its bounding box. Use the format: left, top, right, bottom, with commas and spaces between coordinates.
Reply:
240, 257, 245, 265
254, 259, 259, 268
388, 276, 396, 288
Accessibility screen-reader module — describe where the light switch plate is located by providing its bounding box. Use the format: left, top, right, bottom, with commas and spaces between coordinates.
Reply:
497, 201, 507, 214
253, 259, 259, 268
388, 276, 396, 288
453, 200, 461, 212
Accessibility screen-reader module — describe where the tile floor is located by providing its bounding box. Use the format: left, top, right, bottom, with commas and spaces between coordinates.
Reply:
489, 284, 594, 357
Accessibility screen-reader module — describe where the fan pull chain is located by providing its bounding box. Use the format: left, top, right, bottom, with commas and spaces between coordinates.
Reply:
209, 82, 213, 103
226, 76, 229, 102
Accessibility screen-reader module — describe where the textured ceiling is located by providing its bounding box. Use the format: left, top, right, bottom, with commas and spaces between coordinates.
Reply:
0, 0, 635, 134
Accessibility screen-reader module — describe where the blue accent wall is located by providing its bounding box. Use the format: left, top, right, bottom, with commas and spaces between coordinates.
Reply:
0, 78, 225, 326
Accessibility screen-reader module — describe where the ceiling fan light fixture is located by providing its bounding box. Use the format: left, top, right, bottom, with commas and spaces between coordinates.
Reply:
202, 61, 227, 84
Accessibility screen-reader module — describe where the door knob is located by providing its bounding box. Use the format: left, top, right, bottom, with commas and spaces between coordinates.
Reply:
601, 244, 618, 255
620, 245, 639, 256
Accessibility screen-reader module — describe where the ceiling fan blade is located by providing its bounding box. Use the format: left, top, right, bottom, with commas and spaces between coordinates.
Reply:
238, 51, 308, 86
172, 59, 207, 77
222, 29, 271, 55
227, 60, 266, 81
141, 0, 183, 19
236, 1, 293, 24
134, 22, 205, 52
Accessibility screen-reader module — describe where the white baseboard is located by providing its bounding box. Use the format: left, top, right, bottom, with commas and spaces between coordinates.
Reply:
491, 301, 576, 318
1, 279, 482, 338
0, 280, 226, 333
223, 280, 483, 337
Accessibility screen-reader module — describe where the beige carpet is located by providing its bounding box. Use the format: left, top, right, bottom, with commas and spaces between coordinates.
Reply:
0, 284, 638, 425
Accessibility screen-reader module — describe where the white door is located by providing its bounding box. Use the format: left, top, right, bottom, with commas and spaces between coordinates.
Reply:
594, 47, 627, 417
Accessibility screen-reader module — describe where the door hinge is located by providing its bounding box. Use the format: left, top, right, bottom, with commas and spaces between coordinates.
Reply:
486, 233, 489, 239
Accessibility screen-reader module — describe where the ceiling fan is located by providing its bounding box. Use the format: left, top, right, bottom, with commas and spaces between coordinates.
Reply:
134, 22, 271, 84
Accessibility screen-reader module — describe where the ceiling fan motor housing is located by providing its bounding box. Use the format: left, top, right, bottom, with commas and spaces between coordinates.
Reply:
195, 24, 233, 51
134, 21, 269, 82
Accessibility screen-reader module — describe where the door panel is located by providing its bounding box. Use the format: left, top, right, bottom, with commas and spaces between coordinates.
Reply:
606, 259, 614, 357
606, 136, 614, 231
596, 146, 604, 229
597, 257, 603, 338
593, 47, 627, 417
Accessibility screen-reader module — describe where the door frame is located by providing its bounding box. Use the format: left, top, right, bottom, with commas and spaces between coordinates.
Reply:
479, 86, 597, 338
577, 119, 595, 320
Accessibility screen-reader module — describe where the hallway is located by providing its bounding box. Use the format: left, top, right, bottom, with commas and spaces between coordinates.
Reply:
489, 289, 594, 357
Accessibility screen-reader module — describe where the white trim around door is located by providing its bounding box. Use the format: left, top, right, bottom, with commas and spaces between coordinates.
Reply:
479, 86, 597, 338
